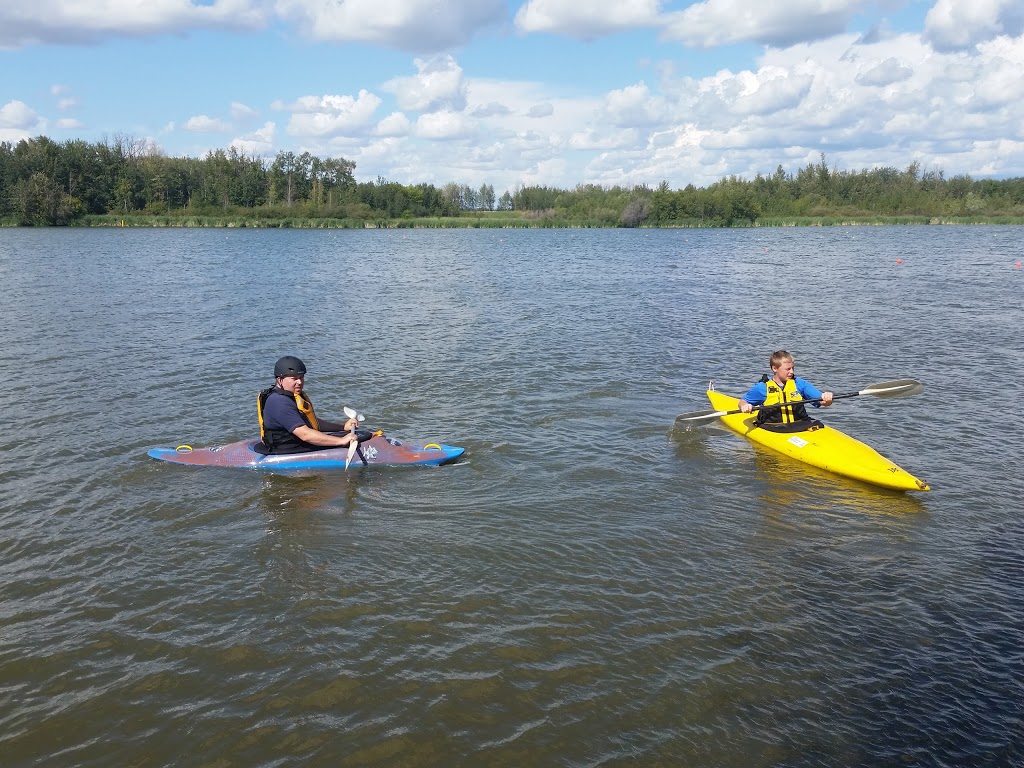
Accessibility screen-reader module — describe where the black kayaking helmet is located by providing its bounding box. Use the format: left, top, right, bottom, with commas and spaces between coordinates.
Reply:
274, 355, 307, 378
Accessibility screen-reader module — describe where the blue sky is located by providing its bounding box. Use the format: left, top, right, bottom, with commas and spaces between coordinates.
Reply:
2, 1, 1023, 194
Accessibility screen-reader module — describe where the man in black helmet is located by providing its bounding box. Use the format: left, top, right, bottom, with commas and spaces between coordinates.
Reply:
256, 356, 361, 454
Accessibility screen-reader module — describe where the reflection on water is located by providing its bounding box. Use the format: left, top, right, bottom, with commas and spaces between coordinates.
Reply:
750, 446, 929, 519
669, 422, 928, 530
258, 471, 365, 517
254, 473, 367, 597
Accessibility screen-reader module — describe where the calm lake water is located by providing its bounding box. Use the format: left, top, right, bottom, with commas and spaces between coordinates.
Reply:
1, 225, 1022, 767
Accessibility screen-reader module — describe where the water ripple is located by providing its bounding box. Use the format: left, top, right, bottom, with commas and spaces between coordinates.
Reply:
1, 227, 1022, 766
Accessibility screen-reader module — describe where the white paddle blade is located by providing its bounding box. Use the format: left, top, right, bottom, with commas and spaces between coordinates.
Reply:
674, 409, 728, 425
859, 379, 924, 398
345, 440, 358, 469
343, 406, 366, 422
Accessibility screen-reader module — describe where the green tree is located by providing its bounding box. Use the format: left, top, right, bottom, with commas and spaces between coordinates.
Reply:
479, 183, 495, 211
271, 151, 298, 207
13, 171, 84, 225
320, 157, 356, 208
620, 194, 650, 227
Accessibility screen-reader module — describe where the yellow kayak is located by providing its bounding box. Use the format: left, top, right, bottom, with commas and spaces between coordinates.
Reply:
707, 387, 930, 492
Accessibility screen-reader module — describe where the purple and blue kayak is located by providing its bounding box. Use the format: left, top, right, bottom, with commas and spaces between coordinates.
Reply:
148, 433, 464, 472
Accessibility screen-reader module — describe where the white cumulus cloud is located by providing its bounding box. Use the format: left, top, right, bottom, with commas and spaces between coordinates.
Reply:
603, 82, 667, 127
924, 0, 1024, 52
662, 0, 868, 49
415, 110, 472, 140
0, 99, 42, 128
730, 71, 815, 116
383, 56, 467, 113
280, 91, 383, 138
471, 101, 511, 118
229, 121, 276, 155
515, 0, 662, 39
0, 100, 46, 142
0, 0, 266, 48
273, 0, 505, 52
376, 112, 412, 137
568, 126, 638, 150
230, 102, 258, 121
855, 57, 914, 87
184, 114, 231, 132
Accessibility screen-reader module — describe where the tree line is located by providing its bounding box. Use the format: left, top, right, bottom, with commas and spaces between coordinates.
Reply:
2, 135, 1023, 227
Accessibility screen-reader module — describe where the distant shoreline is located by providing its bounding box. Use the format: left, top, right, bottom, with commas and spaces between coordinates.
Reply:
4, 213, 1022, 229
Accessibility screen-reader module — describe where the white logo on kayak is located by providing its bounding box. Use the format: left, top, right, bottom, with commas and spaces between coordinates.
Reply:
364, 446, 378, 461
787, 436, 809, 448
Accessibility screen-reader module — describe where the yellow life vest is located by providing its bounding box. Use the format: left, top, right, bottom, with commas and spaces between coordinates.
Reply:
293, 391, 319, 430
757, 377, 809, 425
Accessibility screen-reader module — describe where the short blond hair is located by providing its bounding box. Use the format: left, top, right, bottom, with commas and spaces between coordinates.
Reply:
770, 350, 794, 369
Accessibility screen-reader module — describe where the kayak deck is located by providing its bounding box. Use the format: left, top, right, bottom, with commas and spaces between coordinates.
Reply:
148, 434, 464, 471
707, 389, 929, 492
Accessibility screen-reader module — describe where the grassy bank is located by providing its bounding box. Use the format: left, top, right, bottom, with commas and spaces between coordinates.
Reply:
4, 212, 1023, 229
76, 212, 614, 229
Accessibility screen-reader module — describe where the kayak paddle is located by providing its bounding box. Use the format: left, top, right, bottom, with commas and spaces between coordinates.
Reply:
343, 406, 366, 468
674, 378, 924, 426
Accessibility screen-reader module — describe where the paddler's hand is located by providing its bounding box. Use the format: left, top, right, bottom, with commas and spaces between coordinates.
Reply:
738, 400, 754, 413
820, 392, 834, 406
343, 417, 359, 432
